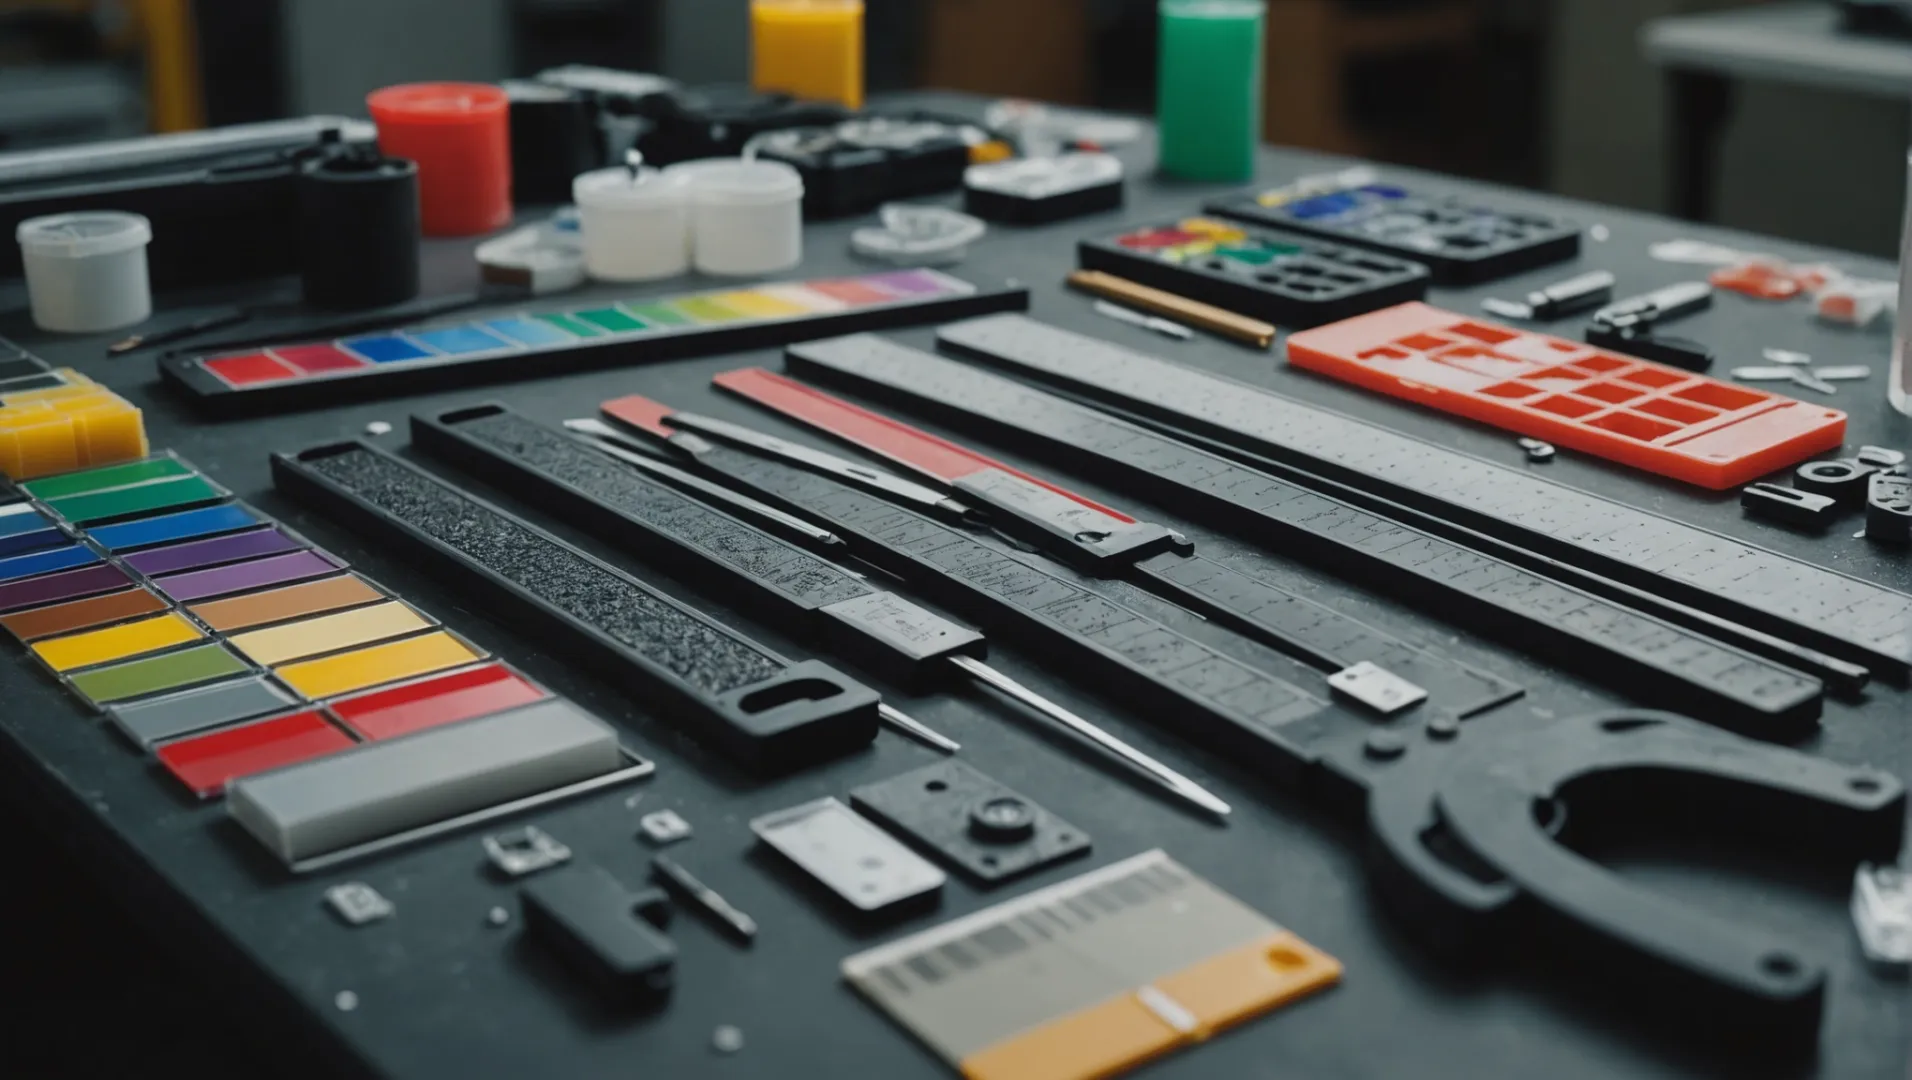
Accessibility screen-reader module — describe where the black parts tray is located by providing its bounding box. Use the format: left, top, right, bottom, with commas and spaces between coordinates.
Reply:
1077, 217, 1431, 328
932, 313, 1912, 683
1205, 182, 1579, 285
270, 439, 880, 772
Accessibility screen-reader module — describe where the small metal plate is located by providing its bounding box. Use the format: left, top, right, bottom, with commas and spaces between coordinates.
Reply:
1328, 661, 1429, 715
324, 882, 394, 926
750, 796, 944, 913
483, 825, 572, 877
850, 760, 1091, 885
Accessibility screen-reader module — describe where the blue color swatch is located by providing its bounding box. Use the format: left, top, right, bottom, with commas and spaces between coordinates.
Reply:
88, 503, 262, 552
484, 318, 573, 346
0, 543, 100, 582
0, 502, 63, 558
410, 326, 513, 355
343, 336, 434, 363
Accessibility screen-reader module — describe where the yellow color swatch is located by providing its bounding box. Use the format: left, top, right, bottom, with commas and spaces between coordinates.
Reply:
32, 611, 203, 672
274, 630, 481, 699
227, 601, 433, 667
711, 290, 810, 319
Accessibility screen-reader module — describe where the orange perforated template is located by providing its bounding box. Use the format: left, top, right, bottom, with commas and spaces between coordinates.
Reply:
1285, 302, 1845, 489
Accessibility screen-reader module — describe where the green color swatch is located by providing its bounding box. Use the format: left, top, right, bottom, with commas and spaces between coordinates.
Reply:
576, 308, 647, 333
671, 297, 747, 324
620, 302, 692, 328
535, 313, 604, 338
24, 457, 192, 501
46, 474, 223, 525
69, 642, 248, 705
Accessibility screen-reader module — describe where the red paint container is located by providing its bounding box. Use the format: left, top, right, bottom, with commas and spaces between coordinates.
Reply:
367, 82, 511, 237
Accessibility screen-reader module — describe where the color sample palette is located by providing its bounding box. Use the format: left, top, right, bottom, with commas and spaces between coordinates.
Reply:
1207, 180, 1580, 284
163, 270, 1030, 413
1078, 216, 1430, 328
1285, 302, 1848, 489
0, 449, 639, 863
0, 352, 149, 481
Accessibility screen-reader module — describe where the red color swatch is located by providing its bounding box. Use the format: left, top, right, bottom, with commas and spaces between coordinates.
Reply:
272, 343, 369, 375
804, 278, 893, 305
204, 353, 299, 387
329, 662, 546, 741
157, 710, 355, 797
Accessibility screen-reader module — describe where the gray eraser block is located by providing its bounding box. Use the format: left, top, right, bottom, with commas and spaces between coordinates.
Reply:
228, 699, 623, 863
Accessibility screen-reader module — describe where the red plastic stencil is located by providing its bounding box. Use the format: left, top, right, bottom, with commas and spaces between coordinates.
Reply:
1285, 302, 1846, 489
156, 709, 354, 797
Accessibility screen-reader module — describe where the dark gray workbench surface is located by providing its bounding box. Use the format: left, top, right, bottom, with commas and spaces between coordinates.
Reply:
4, 94, 1908, 1078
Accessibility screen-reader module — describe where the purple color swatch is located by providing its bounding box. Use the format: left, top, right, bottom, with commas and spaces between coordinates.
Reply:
865, 270, 948, 296
153, 550, 344, 603
123, 528, 302, 576
0, 563, 132, 612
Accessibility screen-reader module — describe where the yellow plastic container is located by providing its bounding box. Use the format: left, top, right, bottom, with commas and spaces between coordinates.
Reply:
0, 369, 148, 480
751, 0, 864, 109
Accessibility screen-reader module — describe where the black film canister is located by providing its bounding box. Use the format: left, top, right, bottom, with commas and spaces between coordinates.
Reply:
506, 81, 603, 206
297, 151, 421, 310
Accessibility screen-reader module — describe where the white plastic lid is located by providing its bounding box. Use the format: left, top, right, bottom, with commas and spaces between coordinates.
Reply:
16, 211, 152, 259
664, 159, 803, 207
572, 166, 683, 210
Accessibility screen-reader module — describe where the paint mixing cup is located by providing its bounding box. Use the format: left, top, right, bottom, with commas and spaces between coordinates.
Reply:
367, 82, 511, 237
668, 159, 805, 276
17, 211, 153, 333
573, 166, 690, 282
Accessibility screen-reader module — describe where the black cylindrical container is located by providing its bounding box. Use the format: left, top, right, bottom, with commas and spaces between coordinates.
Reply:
505, 81, 602, 205
297, 151, 420, 309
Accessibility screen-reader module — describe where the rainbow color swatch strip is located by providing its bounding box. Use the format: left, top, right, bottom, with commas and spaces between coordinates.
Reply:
162, 269, 1028, 413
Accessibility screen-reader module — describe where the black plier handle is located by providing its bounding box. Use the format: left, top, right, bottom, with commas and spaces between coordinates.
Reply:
1362, 711, 1903, 1046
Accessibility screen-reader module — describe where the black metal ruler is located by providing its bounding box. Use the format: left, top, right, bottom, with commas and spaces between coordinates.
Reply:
930, 314, 1912, 679
659, 438, 1347, 782
782, 333, 1827, 741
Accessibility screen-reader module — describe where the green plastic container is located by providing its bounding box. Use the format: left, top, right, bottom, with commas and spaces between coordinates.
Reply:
1157, 0, 1265, 182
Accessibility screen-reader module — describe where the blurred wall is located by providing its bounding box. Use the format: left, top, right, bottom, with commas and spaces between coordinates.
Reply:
1549, 0, 1908, 256
281, 0, 510, 114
